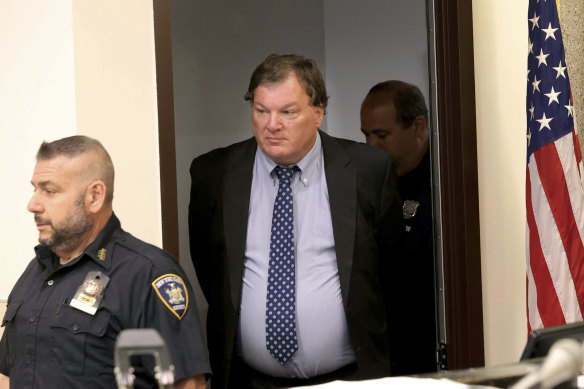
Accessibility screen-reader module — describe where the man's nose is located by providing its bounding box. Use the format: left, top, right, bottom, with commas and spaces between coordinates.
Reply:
27, 193, 43, 213
367, 136, 381, 148
266, 113, 282, 131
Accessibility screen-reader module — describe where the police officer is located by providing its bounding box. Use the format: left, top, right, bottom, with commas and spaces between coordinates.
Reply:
0, 136, 210, 388
360, 80, 438, 375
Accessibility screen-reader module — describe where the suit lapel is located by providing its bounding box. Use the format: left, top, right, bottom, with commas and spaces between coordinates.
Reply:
320, 131, 356, 304
223, 138, 257, 310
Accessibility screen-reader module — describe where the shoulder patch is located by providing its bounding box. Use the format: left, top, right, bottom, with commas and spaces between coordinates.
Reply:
152, 274, 189, 320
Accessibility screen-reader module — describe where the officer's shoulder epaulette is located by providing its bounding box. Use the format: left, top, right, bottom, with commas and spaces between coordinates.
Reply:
112, 230, 177, 268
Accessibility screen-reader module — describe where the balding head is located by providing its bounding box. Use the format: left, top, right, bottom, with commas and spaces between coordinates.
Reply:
36, 135, 115, 205
360, 80, 429, 176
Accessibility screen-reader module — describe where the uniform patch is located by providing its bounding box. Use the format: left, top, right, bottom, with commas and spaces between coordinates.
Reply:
152, 274, 189, 320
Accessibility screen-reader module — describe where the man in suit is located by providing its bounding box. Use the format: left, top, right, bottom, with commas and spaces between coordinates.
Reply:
189, 54, 402, 388
360, 80, 438, 375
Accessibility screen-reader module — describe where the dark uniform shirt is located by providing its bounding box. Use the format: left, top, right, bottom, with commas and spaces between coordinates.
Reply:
0, 214, 210, 388
387, 149, 438, 375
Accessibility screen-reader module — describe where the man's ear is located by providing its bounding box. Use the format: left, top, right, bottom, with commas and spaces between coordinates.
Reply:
86, 180, 107, 213
412, 115, 428, 138
313, 106, 325, 127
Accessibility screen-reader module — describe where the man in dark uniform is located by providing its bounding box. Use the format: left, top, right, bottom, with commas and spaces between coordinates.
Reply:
360, 80, 438, 375
0, 136, 210, 388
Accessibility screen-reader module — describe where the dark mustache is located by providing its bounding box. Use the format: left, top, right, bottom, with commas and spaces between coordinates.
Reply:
34, 215, 50, 225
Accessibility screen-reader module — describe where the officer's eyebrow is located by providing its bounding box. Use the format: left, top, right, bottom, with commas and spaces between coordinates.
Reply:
31, 180, 54, 189
372, 129, 391, 135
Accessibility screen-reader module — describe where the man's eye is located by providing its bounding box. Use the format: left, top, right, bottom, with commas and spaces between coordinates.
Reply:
283, 110, 296, 116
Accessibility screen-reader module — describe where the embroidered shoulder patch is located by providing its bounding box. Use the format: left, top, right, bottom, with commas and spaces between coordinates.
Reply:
152, 274, 189, 320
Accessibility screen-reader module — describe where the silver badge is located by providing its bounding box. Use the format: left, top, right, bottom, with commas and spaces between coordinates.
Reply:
403, 200, 420, 220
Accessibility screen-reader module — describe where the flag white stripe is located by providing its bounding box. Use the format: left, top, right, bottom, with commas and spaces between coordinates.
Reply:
529, 154, 583, 323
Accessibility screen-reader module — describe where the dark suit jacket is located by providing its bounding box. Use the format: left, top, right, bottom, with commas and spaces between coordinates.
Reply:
189, 131, 402, 388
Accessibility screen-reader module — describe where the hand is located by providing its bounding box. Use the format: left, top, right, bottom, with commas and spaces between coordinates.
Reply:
0, 373, 9, 389
175, 374, 206, 389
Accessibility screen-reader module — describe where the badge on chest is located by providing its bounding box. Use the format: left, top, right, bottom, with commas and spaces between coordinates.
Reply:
70, 271, 110, 315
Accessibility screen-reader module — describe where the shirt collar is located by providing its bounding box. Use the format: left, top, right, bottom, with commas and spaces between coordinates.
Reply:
256, 132, 323, 187
35, 213, 121, 271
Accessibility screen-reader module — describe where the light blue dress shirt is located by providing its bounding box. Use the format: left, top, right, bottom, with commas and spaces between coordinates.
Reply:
237, 133, 356, 378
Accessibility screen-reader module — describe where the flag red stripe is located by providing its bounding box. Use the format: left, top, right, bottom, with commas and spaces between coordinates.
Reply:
526, 166, 565, 327
534, 142, 584, 315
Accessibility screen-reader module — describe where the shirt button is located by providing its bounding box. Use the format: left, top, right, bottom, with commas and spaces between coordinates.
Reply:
47, 280, 54, 286
72, 324, 80, 332
29, 317, 36, 323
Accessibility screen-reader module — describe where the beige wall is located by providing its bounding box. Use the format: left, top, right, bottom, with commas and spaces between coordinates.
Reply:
0, 0, 162, 306
0, 0, 77, 299
473, 0, 528, 365
72, 0, 162, 247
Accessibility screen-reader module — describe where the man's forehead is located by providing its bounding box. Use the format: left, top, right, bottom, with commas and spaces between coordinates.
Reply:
32, 154, 87, 183
255, 76, 311, 105
362, 92, 395, 109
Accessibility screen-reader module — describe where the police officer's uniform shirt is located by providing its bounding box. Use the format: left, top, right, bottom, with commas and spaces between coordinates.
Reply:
0, 214, 210, 388
390, 149, 438, 375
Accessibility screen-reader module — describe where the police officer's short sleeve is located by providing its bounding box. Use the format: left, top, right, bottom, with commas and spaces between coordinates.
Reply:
143, 267, 211, 381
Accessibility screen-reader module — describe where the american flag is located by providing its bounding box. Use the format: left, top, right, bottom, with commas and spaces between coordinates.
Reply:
526, 0, 584, 332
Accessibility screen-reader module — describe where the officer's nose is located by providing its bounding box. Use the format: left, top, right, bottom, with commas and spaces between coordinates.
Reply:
27, 192, 43, 214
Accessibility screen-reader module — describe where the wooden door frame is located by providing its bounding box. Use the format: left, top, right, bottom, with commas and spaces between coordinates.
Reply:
433, 0, 485, 370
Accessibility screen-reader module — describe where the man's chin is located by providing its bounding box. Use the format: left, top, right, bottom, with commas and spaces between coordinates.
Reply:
39, 237, 54, 247
38, 232, 58, 248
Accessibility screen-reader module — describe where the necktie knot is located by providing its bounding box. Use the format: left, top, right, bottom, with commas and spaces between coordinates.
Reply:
274, 165, 299, 186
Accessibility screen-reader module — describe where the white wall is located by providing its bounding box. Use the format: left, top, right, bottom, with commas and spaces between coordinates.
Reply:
473, 0, 528, 366
0, 0, 77, 299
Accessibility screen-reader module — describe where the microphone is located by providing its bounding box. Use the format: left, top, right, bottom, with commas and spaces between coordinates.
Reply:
510, 338, 583, 389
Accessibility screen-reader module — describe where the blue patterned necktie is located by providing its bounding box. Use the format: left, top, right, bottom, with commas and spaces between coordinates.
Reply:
266, 165, 300, 365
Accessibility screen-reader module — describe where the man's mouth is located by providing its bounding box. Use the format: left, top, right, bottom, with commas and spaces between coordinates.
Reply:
34, 216, 50, 228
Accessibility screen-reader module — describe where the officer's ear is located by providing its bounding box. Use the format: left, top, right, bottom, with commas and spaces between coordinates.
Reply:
86, 180, 107, 213
412, 114, 428, 139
